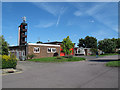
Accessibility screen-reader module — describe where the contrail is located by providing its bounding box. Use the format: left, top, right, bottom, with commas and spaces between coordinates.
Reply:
56, 14, 61, 26
56, 7, 65, 26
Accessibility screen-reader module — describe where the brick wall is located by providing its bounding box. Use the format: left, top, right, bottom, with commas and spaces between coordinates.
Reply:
27, 45, 60, 59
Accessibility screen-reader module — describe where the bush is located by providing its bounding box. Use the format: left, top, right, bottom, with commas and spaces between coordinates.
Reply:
27, 54, 35, 59
56, 56, 63, 59
117, 50, 120, 54
67, 57, 85, 61
0, 55, 17, 69
53, 52, 59, 57
90, 48, 97, 55
106, 61, 120, 67
68, 55, 73, 58
64, 55, 73, 58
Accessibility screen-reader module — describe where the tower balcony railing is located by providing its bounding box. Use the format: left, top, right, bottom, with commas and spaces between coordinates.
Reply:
21, 41, 27, 44
22, 34, 27, 38
22, 29, 27, 32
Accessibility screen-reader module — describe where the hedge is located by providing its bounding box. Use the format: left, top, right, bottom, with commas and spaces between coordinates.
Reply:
0, 55, 17, 69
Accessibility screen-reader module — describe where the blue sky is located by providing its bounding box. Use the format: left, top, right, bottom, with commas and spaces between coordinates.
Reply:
2, 2, 118, 46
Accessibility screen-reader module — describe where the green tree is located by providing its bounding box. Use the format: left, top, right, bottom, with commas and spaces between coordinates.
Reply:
0, 35, 9, 55
84, 36, 97, 48
36, 41, 43, 44
111, 38, 117, 48
90, 48, 97, 55
27, 54, 35, 59
78, 36, 97, 48
77, 38, 85, 48
116, 38, 120, 48
110, 38, 120, 49
98, 39, 116, 53
61, 36, 74, 55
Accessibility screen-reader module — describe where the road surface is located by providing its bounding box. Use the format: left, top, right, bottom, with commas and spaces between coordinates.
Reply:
2, 55, 119, 88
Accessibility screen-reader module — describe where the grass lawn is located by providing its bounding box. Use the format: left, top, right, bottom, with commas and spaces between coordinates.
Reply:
106, 61, 120, 67
90, 53, 119, 57
28, 56, 86, 62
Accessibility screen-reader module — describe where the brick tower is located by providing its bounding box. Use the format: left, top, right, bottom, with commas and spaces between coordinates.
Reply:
18, 16, 27, 46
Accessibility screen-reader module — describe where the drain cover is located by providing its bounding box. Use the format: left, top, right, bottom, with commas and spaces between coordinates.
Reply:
7, 71, 14, 73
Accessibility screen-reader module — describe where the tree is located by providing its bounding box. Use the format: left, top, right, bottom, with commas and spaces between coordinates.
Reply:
84, 36, 97, 48
27, 54, 35, 59
77, 38, 85, 48
78, 36, 97, 48
98, 39, 116, 53
110, 38, 120, 49
61, 36, 74, 55
111, 38, 117, 48
90, 48, 97, 55
116, 38, 120, 48
0, 35, 9, 55
36, 41, 43, 44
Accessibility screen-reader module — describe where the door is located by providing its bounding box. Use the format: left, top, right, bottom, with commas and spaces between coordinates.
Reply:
84, 49, 87, 56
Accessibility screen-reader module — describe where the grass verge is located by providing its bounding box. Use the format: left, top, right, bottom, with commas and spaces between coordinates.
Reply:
28, 57, 86, 62
106, 61, 120, 67
90, 53, 119, 57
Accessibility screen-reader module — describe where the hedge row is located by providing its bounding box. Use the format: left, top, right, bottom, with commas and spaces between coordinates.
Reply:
0, 55, 17, 69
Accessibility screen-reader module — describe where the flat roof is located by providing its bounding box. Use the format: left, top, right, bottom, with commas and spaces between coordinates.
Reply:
43, 41, 62, 44
9, 45, 26, 48
74, 47, 91, 49
28, 43, 60, 47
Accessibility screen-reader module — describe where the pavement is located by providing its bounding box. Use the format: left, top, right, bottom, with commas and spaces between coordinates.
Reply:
2, 55, 119, 88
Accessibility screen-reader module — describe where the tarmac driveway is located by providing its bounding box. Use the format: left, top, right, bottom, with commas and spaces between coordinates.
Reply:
2, 55, 119, 88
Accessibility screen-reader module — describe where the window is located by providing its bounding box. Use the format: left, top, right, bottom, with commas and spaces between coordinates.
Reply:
33, 47, 40, 53
19, 51, 21, 56
78, 49, 80, 53
22, 51, 25, 56
51, 48, 56, 53
47, 48, 56, 53
76, 51, 77, 54
47, 48, 51, 53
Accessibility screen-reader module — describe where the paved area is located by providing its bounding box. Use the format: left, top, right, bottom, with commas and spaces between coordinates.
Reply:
76, 55, 118, 60
2, 55, 119, 88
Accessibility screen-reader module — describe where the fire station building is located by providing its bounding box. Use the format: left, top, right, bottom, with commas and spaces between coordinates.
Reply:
9, 43, 61, 60
8, 17, 74, 60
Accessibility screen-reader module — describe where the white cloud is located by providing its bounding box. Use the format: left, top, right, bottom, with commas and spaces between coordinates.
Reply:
62, 0, 119, 2
67, 21, 73, 26
72, 3, 117, 33
3, 0, 119, 2
10, 44, 15, 46
89, 20, 95, 23
91, 30, 109, 40
32, 3, 67, 26
32, 2, 67, 16
8, 36, 13, 39
91, 29, 118, 41
32, 3, 58, 16
34, 22, 55, 28
74, 11, 82, 16
86, 4, 105, 15
112, 25, 118, 32
43, 23, 55, 28
86, 3, 118, 33
73, 34, 77, 37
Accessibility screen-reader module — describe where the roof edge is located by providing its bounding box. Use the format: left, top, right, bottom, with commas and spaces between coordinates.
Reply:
28, 43, 60, 47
